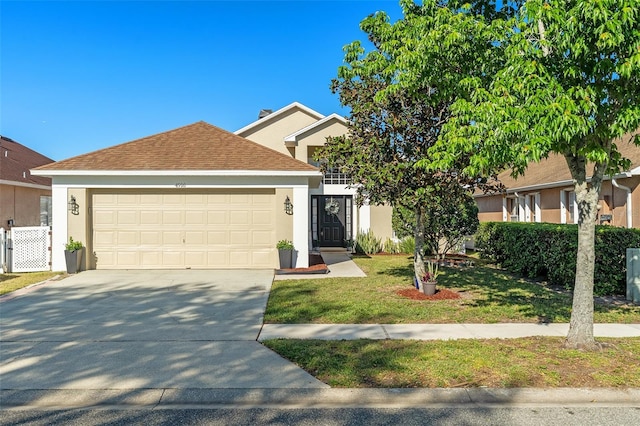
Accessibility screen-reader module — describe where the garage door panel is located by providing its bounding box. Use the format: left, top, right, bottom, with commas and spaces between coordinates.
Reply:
116, 251, 139, 266
185, 231, 205, 245
163, 231, 182, 245
207, 230, 227, 244
207, 211, 227, 225
230, 231, 249, 245
117, 231, 138, 246
230, 211, 250, 225
140, 210, 162, 225
162, 211, 182, 225
252, 230, 274, 245
185, 210, 205, 225
141, 251, 161, 266
92, 189, 276, 269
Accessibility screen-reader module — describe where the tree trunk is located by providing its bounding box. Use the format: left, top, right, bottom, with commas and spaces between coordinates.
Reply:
563, 154, 606, 351
414, 207, 426, 284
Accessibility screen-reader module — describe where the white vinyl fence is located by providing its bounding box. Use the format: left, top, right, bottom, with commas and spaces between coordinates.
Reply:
1, 226, 52, 273
0, 228, 6, 273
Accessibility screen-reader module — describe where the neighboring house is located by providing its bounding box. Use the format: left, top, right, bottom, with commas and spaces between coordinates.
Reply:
235, 102, 393, 249
32, 106, 392, 271
0, 136, 54, 229
475, 136, 640, 228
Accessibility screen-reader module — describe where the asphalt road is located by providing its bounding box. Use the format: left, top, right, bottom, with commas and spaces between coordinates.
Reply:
3, 407, 640, 425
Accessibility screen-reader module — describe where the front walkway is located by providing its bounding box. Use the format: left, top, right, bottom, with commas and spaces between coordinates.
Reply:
274, 250, 366, 280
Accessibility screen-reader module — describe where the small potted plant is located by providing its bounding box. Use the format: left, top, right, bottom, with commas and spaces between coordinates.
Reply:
420, 261, 440, 295
276, 239, 294, 269
64, 237, 85, 274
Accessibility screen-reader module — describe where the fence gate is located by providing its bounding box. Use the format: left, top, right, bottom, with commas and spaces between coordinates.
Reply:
9, 226, 52, 273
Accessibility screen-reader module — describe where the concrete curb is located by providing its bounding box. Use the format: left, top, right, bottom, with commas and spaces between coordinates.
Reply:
2, 388, 639, 408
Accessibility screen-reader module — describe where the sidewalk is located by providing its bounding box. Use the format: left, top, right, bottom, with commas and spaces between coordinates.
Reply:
259, 323, 640, 341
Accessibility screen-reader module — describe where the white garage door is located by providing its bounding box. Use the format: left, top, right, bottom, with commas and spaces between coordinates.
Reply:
92, 189, 276, 269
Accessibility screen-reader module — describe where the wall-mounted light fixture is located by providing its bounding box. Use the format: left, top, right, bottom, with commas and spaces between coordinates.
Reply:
284, 196, 293, 215
68, 195, 80, 215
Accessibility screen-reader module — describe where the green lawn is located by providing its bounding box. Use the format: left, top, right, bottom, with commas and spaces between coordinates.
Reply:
0, 271, 65, 296
263, 337, 640, 388
264, 254, 640, 324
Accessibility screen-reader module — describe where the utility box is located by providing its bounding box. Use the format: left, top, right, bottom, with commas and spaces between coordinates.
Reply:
627, 248, 640, 303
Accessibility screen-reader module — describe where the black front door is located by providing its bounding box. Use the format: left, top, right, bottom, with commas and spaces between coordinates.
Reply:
314, 195, 351, 247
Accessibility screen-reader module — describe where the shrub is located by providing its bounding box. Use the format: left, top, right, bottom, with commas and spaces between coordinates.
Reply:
398, 236, 416, 254
65, 237, 84, 252
475, 222, 640, 296
355, 229, 382, 255
383, 238, 400, 254
276, 240, 294, 250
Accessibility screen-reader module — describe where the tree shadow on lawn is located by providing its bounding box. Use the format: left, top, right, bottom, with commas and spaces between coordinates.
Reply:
378, 259, 639, 323
265, 278, 400, 324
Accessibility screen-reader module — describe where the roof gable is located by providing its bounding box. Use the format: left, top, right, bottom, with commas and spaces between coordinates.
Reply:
235, 102, 325, 136
0, 136, 53, 187
284, 113, 347, 145
34, 121, 318, 173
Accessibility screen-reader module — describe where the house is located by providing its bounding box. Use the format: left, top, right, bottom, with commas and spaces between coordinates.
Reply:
0, 136, 54, 229
31, 103, 392, 271
475, 136, 640, 228
235, 102, 392, 249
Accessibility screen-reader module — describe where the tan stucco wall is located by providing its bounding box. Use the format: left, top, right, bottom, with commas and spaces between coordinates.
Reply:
67, 188, 91, 270
539, 188, 560, 223
370, 204, 393, 241
0, 184, 51, 228
275, 188, 294, 245
602, 175, 640, 228
476, 195, 503, 222
293, 121, 349, 162
238, 109, 320, 157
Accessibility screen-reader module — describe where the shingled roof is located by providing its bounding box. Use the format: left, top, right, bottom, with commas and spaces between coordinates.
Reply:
34, 121, 319, 173
497, 136, 640, 191
0, 136, 53, 187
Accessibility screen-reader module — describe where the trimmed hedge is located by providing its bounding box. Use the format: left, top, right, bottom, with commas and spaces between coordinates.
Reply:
475, 222, 640, 296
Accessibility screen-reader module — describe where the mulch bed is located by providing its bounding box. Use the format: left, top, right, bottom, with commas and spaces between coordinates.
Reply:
276, 253, 329, 275
396, 288, 461, 301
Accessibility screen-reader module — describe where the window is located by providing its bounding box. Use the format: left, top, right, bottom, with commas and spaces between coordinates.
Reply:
40, 196, 52, 226
324, 168, 351, 185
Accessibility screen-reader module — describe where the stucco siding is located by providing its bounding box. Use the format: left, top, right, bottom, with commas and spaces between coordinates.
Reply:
369, 204, 393, 241
476, 195, 503, 222
238, 109, 319, 157
0, 184, 51, 227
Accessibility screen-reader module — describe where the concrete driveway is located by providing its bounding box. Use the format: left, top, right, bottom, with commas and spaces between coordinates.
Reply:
0, 270, 327, 391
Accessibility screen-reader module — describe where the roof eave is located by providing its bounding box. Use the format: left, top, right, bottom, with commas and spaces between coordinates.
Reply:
31, 169, 322, 178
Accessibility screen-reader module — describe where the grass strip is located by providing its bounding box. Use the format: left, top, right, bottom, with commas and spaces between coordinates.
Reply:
263, 337, 640, 388
0, 272, 64, 296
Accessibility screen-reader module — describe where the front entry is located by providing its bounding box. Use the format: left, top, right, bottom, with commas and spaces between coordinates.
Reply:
312, 195, 352, 247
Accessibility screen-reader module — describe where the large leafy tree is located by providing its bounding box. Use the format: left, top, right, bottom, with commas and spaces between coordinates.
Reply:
318, 1, 499, 280
429, 0, 640, 350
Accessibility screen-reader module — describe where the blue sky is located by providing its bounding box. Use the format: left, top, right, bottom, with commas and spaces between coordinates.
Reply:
1, 0, 403, 161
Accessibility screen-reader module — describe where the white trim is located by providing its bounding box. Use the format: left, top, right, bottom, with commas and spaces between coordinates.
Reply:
534, 193, 541, 223
0, 179, 51, 191
292, 186, 309, 268
234, 102, 325, 135
502, 197, 508, 221
32, 169, 322, 177
51, 186, 68, 271
283, 113, 347, 145
359, 203, 371, 233
560, 190, 567, 224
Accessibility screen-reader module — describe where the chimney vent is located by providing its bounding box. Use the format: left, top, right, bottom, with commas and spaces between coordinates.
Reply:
258, 109, 273, 119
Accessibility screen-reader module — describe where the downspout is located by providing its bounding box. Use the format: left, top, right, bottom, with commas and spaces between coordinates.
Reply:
612, 178, 632, 228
